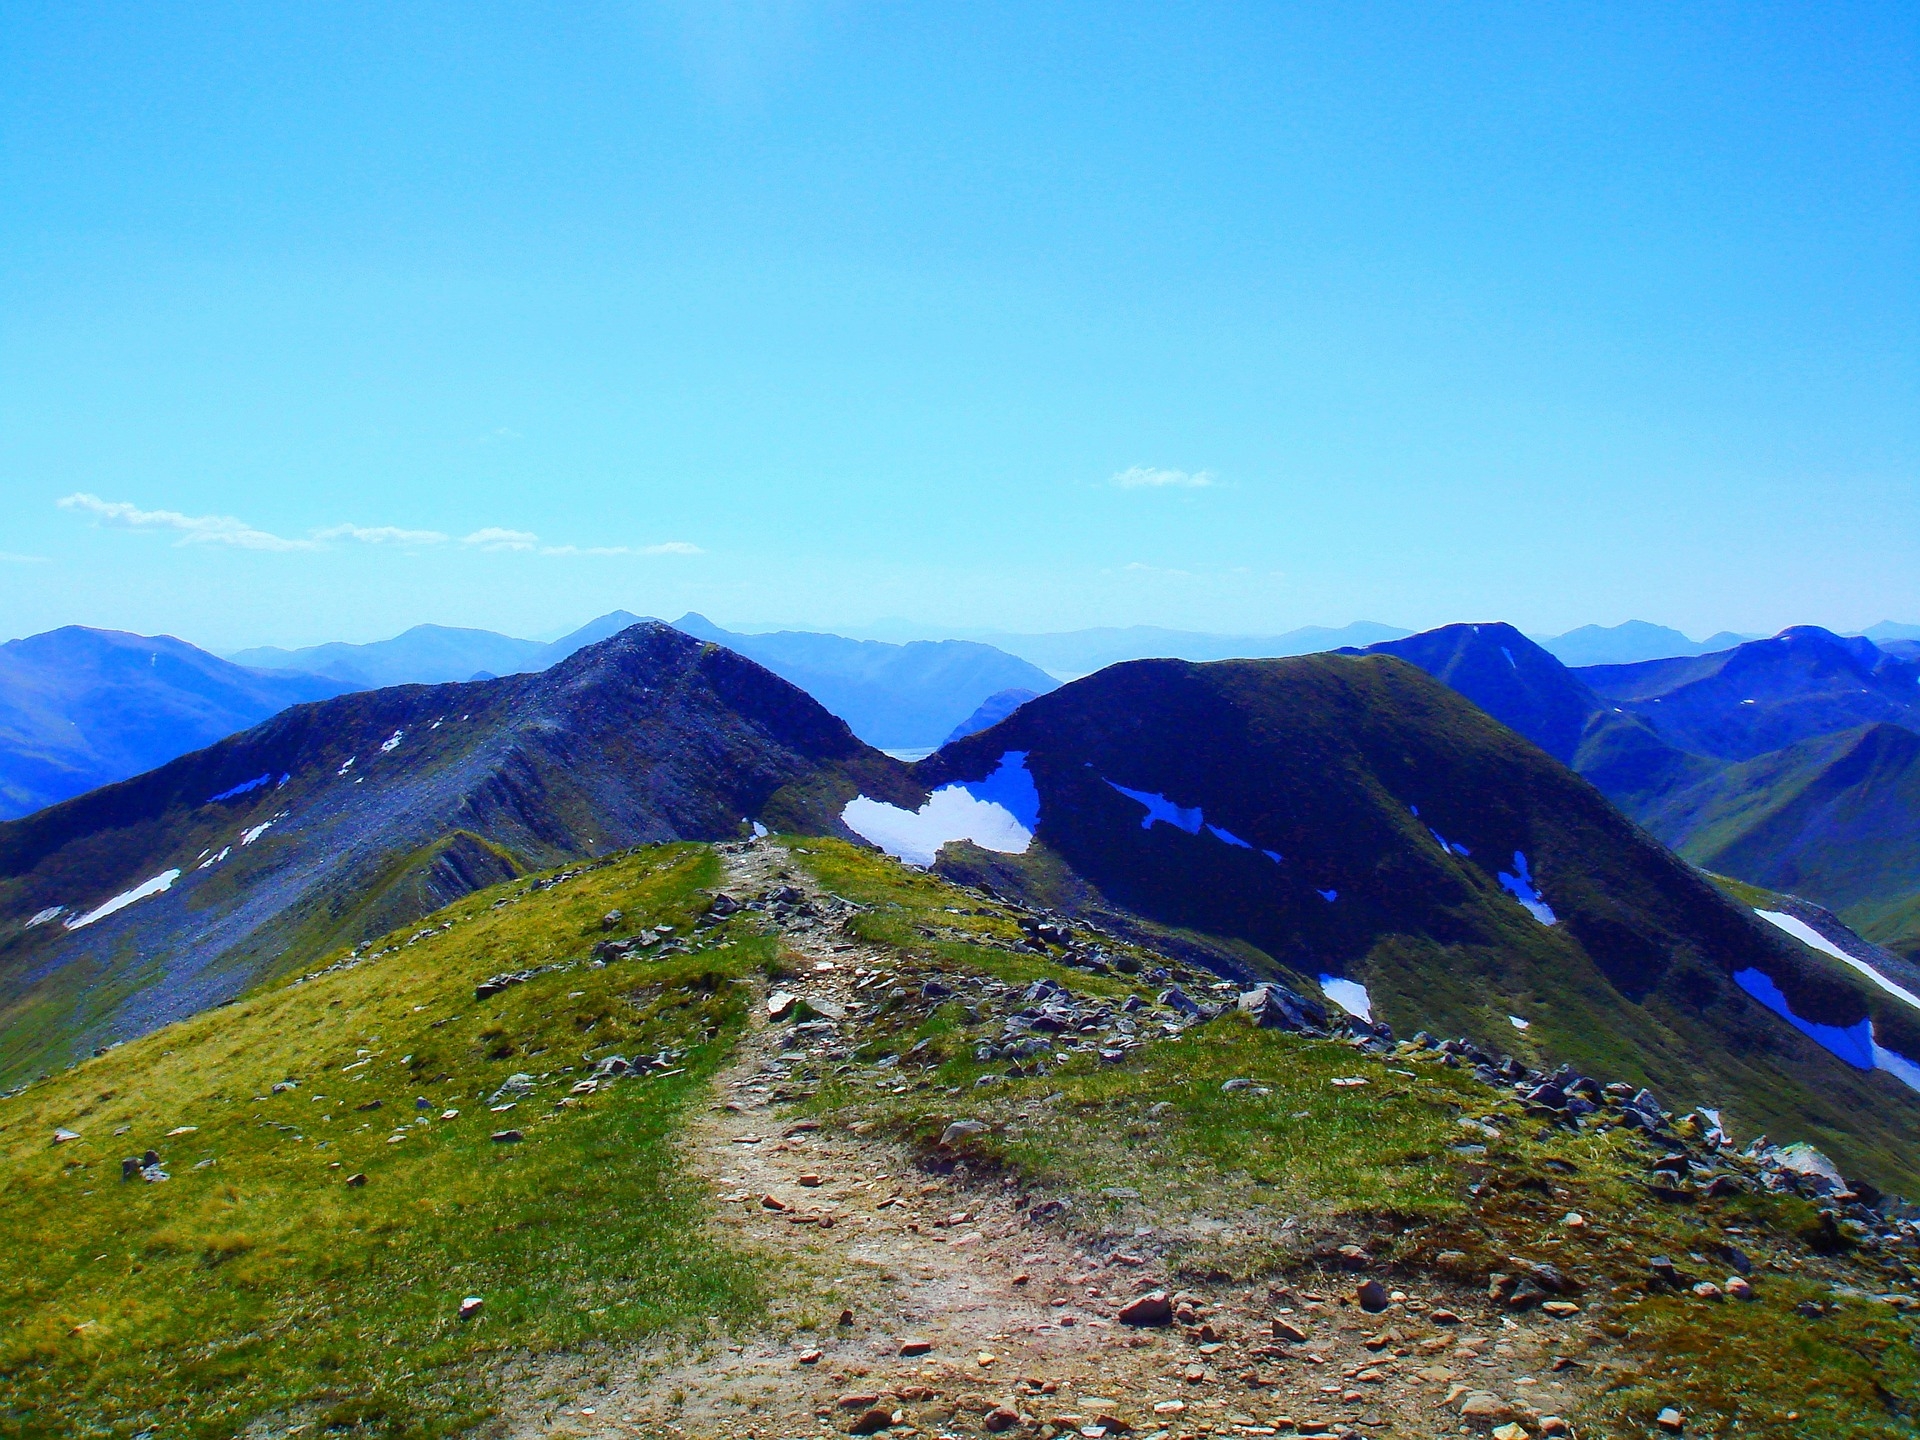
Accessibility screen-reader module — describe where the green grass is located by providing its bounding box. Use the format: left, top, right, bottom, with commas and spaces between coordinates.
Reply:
792, 838, 1920, 1439
0, 844, 777, 1439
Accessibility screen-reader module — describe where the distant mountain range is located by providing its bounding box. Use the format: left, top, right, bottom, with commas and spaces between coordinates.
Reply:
1351, 623, 1920, 966
227, 612, 642, 687
11, 620, 1920, 1190
667, 614, 1058, 751
0, 628, 352, 820
960, 621, 1412, 676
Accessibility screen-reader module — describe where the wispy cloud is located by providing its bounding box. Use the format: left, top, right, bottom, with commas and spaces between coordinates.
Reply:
1110, 466, 1216, 490
60, 496, 704, 560
460, 527, 541, 552
0, 551, 51, 564
314, 523, 451, 545
59, 493, 320, 551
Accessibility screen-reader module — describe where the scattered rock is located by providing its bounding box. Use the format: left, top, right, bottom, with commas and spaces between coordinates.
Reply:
1271, 1318, 1309, 1342
490, 1130, 524, 1143
458, 1296, 484, 1320
850, 1407, 895, 1435
941, 1119, 987, 1146
767, 991, 798, 1021
899, 1338, 933, 1356
1355, 1279, 1390, 1313
982, 1407, 1020, 1434
346, 1172, 367, 1187
52, 1128, 79, 1144
1119, 1290, 1174, 1326
1656, 1408, 1686, 1432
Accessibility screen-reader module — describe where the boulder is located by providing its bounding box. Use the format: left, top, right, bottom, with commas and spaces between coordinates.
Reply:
1238, 983, 1326, 1032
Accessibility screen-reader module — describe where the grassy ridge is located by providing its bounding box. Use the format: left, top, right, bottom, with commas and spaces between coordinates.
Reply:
0, 844, 775, 1438
796, 838, 1920, 1439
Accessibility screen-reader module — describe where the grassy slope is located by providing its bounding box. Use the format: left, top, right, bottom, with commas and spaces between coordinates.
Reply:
1647, 724, 1920, 966
0, 845, 782, 1439
795, 839, 1920, 1440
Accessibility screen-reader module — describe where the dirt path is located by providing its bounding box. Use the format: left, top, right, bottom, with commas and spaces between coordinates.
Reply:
491, 839, 1599, 1440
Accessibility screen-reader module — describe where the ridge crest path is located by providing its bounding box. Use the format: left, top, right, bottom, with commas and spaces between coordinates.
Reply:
492, 839, 1597, 1439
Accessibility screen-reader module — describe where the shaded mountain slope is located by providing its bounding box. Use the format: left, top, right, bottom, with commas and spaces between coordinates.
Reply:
1578, 626, 1920, 763
0, 627, 352, 821
1650, 724, 1920, 963
672, 613, 1058, 750
883, 652, 1920, 1189
0, 623, 904, 1083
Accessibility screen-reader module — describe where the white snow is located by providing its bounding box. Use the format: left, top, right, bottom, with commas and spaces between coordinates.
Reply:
1500, 646, 1517, 669
197, 846, 231, 870
1735, 965, 1920, 1094
380, 730, 404, 753
1497, 851, 1557, 925
336, 756, 356, 776
25, 906, 64, 928
841, 751, 1039, 867
1207, 824, 1252, 849
1107, 782, 1203, 834
1319, 975, 1372, 1022
1754, 910, 1920, 1014
1509, 1015, 1531, 1030
240, 820, 275, 846
1317, 888, 1338, 902
64, 870, 181, 930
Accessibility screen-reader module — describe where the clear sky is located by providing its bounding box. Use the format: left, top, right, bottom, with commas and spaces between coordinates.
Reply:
2, 2, 1915, 649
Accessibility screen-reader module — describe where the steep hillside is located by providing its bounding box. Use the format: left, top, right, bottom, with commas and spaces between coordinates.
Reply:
0, 623, 905, 1085
943, 686, 1039, 745
672, 614, 1058, 750
838, 652, 1920, 1190
1650, 724, 1920, 963
1579, 627, 1920, 763
0, 628, 352, 821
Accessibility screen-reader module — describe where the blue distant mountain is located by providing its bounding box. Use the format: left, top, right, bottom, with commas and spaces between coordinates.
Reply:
228, 612, 643, 688
0, 627, 352, 819
670, 614, 1057, 750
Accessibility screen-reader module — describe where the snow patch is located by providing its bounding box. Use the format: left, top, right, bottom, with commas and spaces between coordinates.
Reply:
240, 820, 275, 846
841, 751, 1039, 867
1107, 782, 1202, 835
198, 847, 231, 870
1497, 852, 1556, 924
380, 730, 404, 753
1262, 849, 1284, 863
1430, 827, 1470, 857
1500, 646, 1517, 669
64, 870, 181, 930
1319, 975, 1372, 1023
208, 773, 273, 804
1734, 968, 1880, 1070
336, 756, 356, 777
1317, 888, 1338, 902
1753, 910, 1920, 1014
1207, 824, 1252, 849
26, 906, 64, 929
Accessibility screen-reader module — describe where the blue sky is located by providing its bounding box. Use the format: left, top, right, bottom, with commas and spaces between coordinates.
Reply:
2, 2, 1914, 649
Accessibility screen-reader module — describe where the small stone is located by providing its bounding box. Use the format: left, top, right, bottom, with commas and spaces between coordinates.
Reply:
458, 1296, 484, 1320
838, 1393, 882, 1409
1430, 1308, 1462, 1325
1152, 1399, 1186, 1414
1691, 1281, 1722, 1301
1355, 1279, 1390, 1312
761, 1194, 790, 1211
899, 1338, 933, 1356
1492, 1426, 1529, 1440
1561, 1211, 1584, 1227
797, 1348, 822, 1364
1272, 1318, 1309, 1342
1656, 1409, 1685, 1432
1459, 1392, 1513, 1423
977, 1350, 996, 1366
851, 1407, 896, 1435
798, 1173, 822, 1186
983, 1407, 1021, 1434
1119, 1290, 1174, 1326
1185, 1365, 1206, 1384
941, 1119, 988, 1146
490, 1130, 524, 1143
767, 991, 798, 1021
1541, 1300, 1580, 1318
346, 1172, 368, 1187
52, 1128, 80, 1144
1540, 1419, 1571, 1436
1726, 1276, 1754, 1301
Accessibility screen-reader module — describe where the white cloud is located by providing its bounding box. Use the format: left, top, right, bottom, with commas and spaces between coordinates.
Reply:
0, 551, 50, 564
59, 497, 702, 561
1110, 466, 1216, 489
314, 524, 450, 545
460, 527, 541, 552
59, 493, 319, 551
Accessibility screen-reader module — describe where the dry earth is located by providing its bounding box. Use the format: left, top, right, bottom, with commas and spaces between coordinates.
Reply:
490, 842, 1608, 1440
